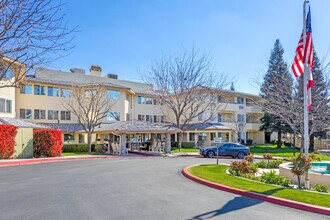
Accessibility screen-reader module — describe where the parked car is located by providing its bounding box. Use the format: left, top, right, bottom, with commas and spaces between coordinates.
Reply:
200, 142, 250, 159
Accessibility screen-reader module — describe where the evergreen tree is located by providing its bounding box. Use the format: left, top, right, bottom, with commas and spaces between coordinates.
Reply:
260, 39, 293, 148
308, 51, 330, 151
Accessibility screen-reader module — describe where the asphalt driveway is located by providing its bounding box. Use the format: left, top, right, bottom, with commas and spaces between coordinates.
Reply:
0, 157, 328, 220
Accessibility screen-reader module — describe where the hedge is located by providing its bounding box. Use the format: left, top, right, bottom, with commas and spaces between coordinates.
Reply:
62, 144, 89, 152
171, 142, 195, 148
34, 129, 62, 157
0, 124, 17, 159
62, 143, 105, 153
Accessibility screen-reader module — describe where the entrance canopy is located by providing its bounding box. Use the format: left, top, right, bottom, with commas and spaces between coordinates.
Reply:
92, 121, 181, 134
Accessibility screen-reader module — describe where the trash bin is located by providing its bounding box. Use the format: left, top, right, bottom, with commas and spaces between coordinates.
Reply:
247, 139, 253, 146
91, 144, 95, 152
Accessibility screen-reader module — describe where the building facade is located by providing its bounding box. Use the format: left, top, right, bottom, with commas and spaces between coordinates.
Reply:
1, 64, 266, 147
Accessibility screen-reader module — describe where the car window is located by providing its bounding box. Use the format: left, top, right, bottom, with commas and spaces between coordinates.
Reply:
230, 144, 237, 148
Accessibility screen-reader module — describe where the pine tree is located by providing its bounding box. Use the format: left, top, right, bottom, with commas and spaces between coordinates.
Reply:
260, 39, 293, 148
308, 51, 330, 151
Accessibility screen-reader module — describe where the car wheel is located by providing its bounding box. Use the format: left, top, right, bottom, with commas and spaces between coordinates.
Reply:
237, 151, 245, 159
207, 150, 215, 158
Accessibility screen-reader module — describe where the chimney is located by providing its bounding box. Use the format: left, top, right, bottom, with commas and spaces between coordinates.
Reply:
90, 64, 102, 77
70, 68, 86, 74
106, 73, 118, 79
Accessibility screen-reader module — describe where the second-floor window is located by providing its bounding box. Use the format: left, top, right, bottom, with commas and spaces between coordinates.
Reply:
107, 90, 120, 99
61, 111, 71, 120
48, 110, 59, 120
20, 109, 32, 119
138, 114, 145, 121
237, 97, 244, 104
34, 85, 46, 95
145, 97, 153, 104
146, 115, 152, 122
107, 112, 120, 122
137, 96, 145, 104
218, 114, 224, 122
20, 84, 32, 94
34, 109, 46, 119
48, 87, 59, 97
61, 89, 71, 98
0, 98, 12, 113
237, 114, 245, 123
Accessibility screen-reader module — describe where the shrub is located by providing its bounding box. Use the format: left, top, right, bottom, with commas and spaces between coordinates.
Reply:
255, 160, 284, 169
242, 173, 261, 181
260, 170, 292, 187
34, 129, 62, 157
62, 144, 89, 152
95, 144, 105, 153
171, 142, 195, 149
263, 153, 273, 160
309, 152, 321, 162
244, 154, 254, 163
291, 154, 311, 189
229, 160, 256, 176
0, 125, 17, 159
313, 184, 328, 193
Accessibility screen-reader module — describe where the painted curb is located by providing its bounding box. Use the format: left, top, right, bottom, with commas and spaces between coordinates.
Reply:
128, 151, 157, 157
0, 156, 119, 167
182, 165, 330, 216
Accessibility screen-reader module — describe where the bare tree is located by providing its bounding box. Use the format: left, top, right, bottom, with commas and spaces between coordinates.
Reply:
144, 47, 230, 149
228, 117, 246, 144
0, 0, 75, 88
65, 85, 116, 153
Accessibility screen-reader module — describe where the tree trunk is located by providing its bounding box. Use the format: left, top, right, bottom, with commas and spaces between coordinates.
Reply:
309, 133, 314, 152
277, 129, 282, 149
87, 132, 92, 153
297, 175, 301, 189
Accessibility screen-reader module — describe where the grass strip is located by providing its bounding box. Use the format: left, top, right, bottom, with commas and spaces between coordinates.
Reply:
189, 164, 330, 208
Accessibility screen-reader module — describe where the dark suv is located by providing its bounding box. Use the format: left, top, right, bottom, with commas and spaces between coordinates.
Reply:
200, 142, 250, 159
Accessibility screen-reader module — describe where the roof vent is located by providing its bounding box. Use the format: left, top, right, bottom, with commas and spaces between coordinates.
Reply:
107, 74, 118, 79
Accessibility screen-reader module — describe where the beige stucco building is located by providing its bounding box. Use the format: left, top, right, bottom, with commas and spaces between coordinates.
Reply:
1, 64, 266, 152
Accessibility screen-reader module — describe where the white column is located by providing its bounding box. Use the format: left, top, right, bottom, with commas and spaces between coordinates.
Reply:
120, 133, 127, 155
165, 133, 171, 154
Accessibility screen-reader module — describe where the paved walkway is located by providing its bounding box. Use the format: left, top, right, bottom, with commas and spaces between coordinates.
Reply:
0, 157, 328, 220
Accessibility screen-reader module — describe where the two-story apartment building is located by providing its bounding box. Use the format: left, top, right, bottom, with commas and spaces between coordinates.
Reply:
1, 64, 266, 149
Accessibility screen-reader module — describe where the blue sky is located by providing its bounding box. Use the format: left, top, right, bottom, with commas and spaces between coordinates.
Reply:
52, 0, 330, 95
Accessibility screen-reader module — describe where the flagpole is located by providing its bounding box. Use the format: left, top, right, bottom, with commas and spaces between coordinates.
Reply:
303, 0, 310, 189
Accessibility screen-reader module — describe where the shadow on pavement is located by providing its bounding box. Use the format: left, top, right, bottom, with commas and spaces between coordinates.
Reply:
189, 188, 285, 219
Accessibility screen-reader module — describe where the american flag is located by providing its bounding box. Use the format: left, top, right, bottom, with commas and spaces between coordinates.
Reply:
291, 6, 314, 110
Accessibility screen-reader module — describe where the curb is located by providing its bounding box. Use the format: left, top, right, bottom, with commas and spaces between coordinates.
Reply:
128, 151, 157, 157
0, 156, 119, 168
182, 165, 330, 216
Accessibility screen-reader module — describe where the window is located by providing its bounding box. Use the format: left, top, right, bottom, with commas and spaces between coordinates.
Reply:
20, 84, 32, 94
20, 109, 32, 119
0, 99, 12, 113
85, 89, 97, 97
61, 111, 71, 120
138, 114, 145, 121
218, 114, 224, 122
189, 133, 195, 141
210, 93, 216, 102
145, 97, 153, 104
61, 89, 71, 98
48, 87, 59, 97
237, 97, 244, 104
64, 134, 75, 143
34, 85, 46, 95
107, 90, 120, 99
137, 96, 145, 104
237, 114, 245, 123
161, 116, 164, 123
146, 115, 152, 122
2, 69, 14, 79
107, 112, 120, 122
34, 109, 46, 119
154, 115, 158, 123
48, 110, 59, 120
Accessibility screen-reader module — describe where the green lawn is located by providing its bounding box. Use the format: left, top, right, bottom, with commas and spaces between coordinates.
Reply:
249, 145, 330, 161
61, 152, 100, 157
189, 164, 330, 208
171, 148, 200, 153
